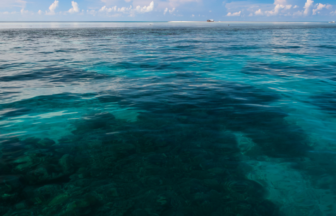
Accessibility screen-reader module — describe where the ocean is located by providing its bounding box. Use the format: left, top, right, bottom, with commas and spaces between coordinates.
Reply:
0, 22, 336, 216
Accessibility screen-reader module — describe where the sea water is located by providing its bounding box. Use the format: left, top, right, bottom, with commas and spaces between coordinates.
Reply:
0, 22, 336, 216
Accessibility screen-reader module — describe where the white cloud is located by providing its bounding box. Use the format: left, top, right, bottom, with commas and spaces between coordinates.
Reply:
255, 9, 263, 15
224, 0, 335, 18
99, 5, 134, 13
164, 7, 176, 15
135, 1, 154, 13
20, 8, 28, 14
192, 14, 194, 17
38, 10, 42, 15
68, 1, 79, 13
46, 0, 59, 15
99, 6, 117, 12
265, 3, 292, 16
119, 6, 132, 12
169, 8, 176, 14
227, 11, 241, 16
303, 0, 314, 16
312, 3, 332, 15
265, 4, 283, 15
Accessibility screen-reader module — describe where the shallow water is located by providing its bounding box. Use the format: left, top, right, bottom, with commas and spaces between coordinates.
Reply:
1, 22, 336, 216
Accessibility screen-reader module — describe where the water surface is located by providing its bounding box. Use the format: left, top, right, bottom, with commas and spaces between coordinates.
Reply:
1, 22, 336, 216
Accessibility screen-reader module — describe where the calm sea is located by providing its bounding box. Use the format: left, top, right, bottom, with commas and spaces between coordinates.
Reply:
1, 22, 336, 216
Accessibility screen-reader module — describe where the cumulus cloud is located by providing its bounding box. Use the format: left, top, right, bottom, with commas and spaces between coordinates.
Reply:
46, 0, 59, 15
20, 8, 28, 14
255, 9, 263, 15
303, 0, 314, 15
164, 7, 175, 14
135, 1, 154, 13
99, 1, 153, 15
312, 3, 332, 15
119, 6, 133, 12
99, 5, 133, 13
227, 11, 241, 16
99, 6, 117, 12
68, 1, 79, 13
265, 1, 292, 16
265, 4, 283, 15
38, 10, 42, 15
294, 5, 298, 9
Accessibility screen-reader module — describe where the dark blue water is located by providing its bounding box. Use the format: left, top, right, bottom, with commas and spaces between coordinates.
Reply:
1, 22, 336, 216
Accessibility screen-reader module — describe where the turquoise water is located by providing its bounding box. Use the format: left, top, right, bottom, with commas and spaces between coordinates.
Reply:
1, 22, 336, 216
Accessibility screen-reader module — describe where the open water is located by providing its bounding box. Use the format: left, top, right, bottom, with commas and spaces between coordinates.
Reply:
1, 22, 336, 216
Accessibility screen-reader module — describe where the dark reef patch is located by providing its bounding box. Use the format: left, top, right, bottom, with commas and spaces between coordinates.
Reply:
1, 74, 311, 215
1, 74, 313, 215
311, 92, 336, 115
104, 74, 311, 158
0, 110, 280, 216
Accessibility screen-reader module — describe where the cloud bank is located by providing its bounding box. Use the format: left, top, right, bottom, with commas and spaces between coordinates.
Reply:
1, 0, 336, 20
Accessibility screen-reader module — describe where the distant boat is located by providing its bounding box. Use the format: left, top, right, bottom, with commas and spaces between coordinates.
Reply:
207, 19, 214, 22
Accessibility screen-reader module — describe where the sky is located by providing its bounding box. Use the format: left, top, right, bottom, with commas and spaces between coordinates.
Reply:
0, 0, 335, 21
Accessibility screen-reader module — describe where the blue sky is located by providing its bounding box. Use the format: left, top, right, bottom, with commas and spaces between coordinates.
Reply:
0, 0, 335, 21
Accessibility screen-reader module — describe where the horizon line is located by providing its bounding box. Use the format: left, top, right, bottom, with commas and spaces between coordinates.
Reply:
0, 20, 333, 23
